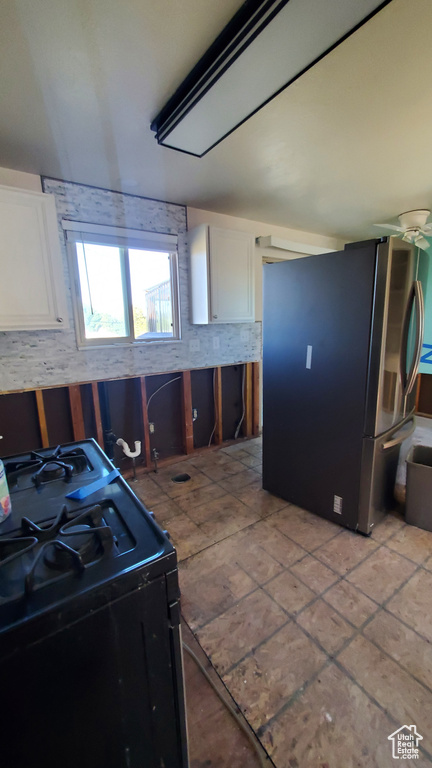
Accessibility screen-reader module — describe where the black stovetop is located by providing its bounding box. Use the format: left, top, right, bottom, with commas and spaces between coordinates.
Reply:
0, 439, 174, 630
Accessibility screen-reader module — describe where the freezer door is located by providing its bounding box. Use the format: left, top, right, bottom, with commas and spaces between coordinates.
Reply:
364, 239, 424, 437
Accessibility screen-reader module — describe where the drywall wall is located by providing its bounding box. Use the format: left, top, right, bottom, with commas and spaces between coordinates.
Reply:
187, 207, 344, 322
0, 167, 42, 191
1, 179, 260, 392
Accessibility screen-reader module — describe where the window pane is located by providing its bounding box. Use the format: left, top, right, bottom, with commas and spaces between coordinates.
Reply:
76, 243, 128, 339
128, 250, 174, 339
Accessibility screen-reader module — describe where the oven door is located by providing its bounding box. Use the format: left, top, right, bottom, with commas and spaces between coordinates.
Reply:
0, 573, 188, 768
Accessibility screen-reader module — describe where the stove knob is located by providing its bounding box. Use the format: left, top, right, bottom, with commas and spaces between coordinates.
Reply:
148, 510, 154, 518
163, 529, 171, 540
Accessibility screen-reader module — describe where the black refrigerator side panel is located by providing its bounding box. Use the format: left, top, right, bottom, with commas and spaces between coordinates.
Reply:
0, 576, 187, 768
262, 247, 376, 530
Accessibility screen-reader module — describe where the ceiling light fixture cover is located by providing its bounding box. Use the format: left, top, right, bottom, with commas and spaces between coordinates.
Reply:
151, 0, 393, 157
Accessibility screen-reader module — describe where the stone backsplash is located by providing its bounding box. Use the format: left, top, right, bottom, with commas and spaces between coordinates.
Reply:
1, 179, 260, 392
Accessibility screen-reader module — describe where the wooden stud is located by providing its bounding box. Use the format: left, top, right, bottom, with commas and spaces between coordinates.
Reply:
68, 385, 86, 441
243, 363, 253, 437
139, 377, 152, 467
35, 389, 49, 448
214, 367, 223, 445
181, 371, 194, 454
252, 362, 260, 435
91, 382, 104, 448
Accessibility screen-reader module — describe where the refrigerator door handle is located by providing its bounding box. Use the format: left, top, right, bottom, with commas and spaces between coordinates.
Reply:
381, 415, 415, 451
405, 280, 425, 397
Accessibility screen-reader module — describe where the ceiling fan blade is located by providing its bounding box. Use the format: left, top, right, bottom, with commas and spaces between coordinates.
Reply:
414, 235, 430, 251
401, 232, 413, 243
421, 223, 432, 233
374, 223, 405, 232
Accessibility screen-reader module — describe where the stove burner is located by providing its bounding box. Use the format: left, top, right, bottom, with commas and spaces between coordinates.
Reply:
41, 462, 69, 480
4, 445, 91, 489
44, 524, 101, 570
0, 504, 115, 596
33, 459, 74, 487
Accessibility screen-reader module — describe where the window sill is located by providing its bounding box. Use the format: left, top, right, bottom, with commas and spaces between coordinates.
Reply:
76, 337, 182, 351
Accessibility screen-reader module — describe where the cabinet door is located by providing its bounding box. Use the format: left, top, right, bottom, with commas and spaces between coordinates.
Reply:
209, 227, 255, 323
0, 186, 68, 331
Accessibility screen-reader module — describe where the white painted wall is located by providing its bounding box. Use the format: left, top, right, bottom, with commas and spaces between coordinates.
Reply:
187, 207, 344, 321
188, 207, 345, 427
0, 167, 42, 192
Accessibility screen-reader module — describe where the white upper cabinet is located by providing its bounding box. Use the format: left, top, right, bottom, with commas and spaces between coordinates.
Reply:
189, 224, 255, 324
0, 185, 69, 331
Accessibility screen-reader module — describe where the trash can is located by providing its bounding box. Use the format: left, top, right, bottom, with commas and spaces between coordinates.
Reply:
405, 445, 432, 532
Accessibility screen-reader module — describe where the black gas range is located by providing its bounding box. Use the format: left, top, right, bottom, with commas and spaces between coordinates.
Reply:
0, 439, 188, 768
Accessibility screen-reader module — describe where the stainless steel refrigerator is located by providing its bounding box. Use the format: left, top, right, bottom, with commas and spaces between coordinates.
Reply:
262, 237, 428, 534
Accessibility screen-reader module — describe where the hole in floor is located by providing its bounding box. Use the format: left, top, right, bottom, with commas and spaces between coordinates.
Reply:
172, 473, 191, 484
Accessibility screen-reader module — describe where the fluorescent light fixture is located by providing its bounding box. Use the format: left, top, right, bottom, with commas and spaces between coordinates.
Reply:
151, 0, 392, 157
256, 235, 334, 255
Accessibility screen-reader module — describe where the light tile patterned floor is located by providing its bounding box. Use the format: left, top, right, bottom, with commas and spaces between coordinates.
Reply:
133, 437, 432, 768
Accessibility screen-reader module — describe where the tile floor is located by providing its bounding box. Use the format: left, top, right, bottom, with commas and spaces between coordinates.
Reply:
132, 437, 432, 768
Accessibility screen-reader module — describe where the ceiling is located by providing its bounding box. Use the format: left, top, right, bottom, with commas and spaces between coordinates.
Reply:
1, 0, 432, 240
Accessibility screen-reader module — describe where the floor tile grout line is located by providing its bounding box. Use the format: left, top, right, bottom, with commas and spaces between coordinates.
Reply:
311, 537, 380, 578
185, 549, 428, 708
177, 504, 313, 569
257, 598, 400, 735
182, 540, 428, 645
315, 548, 424, 631
382, 536, 432, 570
180, 543, 317, 632
220, 617, 293, 678
176, 481, 432, 758
319, 559, 432, 700
381, 602, 432, 647
331, 655, 432, 764
180, 517, 388, 628
209, 594, 432, 763
190, 584, 262, 633
165, 447, 432, 759
180, 614, 278, 768
257, 657, 334, 736
361, 621, 432, 699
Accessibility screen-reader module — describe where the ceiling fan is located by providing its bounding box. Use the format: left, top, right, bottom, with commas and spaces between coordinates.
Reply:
374, 209, 432, 251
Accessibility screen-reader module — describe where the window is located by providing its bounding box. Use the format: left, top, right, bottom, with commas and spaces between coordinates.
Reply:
64, 222, 180, 347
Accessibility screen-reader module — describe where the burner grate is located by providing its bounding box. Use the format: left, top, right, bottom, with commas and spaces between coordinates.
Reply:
4, 446, 91, 489
0, 504, 115, 597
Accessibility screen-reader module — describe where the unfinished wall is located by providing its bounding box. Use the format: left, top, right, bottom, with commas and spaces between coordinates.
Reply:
0, 179, 260, 392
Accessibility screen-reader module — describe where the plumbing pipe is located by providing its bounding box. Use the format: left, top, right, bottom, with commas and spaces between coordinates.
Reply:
116, 438, 142, 459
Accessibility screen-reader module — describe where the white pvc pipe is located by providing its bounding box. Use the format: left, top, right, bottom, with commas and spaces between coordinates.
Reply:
116, 438, 142, 459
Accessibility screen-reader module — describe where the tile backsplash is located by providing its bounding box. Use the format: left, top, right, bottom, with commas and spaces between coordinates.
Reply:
1, 179, 260, 392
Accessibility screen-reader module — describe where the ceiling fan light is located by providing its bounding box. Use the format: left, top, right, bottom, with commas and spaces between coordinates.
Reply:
398, 209, 431, 230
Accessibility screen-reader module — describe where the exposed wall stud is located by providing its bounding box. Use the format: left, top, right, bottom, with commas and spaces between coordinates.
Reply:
139, 377, 152, 467
91, 383, 104, 447
68, 385, 85, 441
181, 371, 194, 454
244, 363, 253, 436
35, 389, 49, 448
252, 362, 260, 435
214, 367, 223, 445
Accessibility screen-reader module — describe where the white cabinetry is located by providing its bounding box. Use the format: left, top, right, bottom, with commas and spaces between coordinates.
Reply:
0, 185, 68, 331
189, 224, 255, 324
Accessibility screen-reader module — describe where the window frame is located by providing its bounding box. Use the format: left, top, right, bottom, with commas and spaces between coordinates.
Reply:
64, 222, 181, 349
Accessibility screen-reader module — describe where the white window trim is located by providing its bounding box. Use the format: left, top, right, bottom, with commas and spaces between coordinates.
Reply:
64, 221, 181, 349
